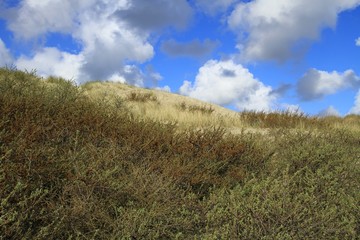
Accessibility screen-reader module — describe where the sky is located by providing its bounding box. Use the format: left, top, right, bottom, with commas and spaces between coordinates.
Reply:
1, 0, 360, 116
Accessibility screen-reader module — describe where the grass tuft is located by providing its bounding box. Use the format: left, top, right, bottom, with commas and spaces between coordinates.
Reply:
177, 101, 215, 115
126, 91, 158, 103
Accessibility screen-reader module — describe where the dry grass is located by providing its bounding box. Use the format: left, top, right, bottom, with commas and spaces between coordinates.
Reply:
82, 81, 360, 134
82, 81, 245, 131
1, 68, 359, 239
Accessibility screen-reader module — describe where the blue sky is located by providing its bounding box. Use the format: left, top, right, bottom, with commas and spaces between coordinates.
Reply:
1, 0, 360, 116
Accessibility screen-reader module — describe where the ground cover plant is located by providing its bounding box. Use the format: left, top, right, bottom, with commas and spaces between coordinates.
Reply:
126, 91, 159, 103
176, 101, 215, 115
1, 68, 359, 239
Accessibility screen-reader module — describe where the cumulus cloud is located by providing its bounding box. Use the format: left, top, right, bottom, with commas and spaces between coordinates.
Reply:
180, 59, 276, 111
195, 0, 237, 15
356, 37, 360, 46
5, 0, 96, 40
106, 65, 146, 87
114, 0, 193, 31
144, 65, 163, 87
161, 39, 218, 58
297, 68, 360, 101
16, 47, 84, 80
318, 106, 340, 117
228, 0, 360, 62
120, 65, 146, 87
0, 39, 13, 67
107, 64, 163, 87
77, 3, 154, 82
349, 90, 360, 114
1, 0, 171, 83
79, 26, 153, 81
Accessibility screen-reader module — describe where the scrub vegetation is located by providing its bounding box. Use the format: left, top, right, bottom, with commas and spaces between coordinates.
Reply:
1, 68, 359, 239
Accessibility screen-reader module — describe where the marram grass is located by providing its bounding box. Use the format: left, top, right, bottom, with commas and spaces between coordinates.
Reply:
1, 68, 359, 239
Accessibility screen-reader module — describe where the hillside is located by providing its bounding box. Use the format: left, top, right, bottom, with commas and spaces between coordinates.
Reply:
81, 81, 242, 130
1, 68, 359, 239
82, 81, 360, 134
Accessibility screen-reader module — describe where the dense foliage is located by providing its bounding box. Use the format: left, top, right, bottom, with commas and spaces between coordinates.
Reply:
1, 68, 359, 239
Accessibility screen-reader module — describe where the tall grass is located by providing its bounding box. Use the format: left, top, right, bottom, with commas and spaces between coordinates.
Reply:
1, 68, 359, 239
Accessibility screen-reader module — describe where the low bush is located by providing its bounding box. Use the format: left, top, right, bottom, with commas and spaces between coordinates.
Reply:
1, 68, 359, 239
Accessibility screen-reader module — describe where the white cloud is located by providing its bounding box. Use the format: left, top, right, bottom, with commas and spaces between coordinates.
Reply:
235, 85, 276, 111
0, 39, 13, 67
318, 106, 340, 117
114, 0, 193, 31
5, 0, 162, 83
121, 65, 146, 87
107, 73, 127, 84
77, 15, 154, 81
349, 90, 360, 114
228, 0, 360, 62
16, 47, 84, 80
7, 0, 97, 40
297, 68, 360, 101
106, 65, 145, 87
180, 59, 276, 111
356, 37, 360, 46
144, 65, 163, 87
195, 0, 236, 15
